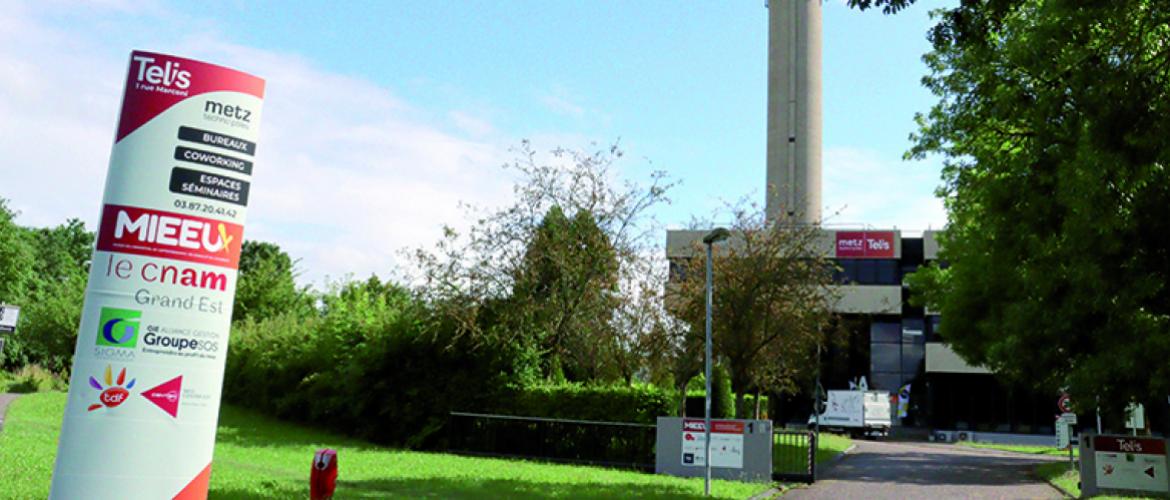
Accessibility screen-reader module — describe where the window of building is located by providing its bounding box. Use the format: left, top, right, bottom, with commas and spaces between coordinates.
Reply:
870, 322, 901, 343
832, 259, 901, 285
875, 260, 898, 285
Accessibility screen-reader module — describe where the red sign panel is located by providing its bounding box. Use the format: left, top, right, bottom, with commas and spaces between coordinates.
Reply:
835, 231, 896, 259
96, 204, 243, 269
116, 51, 265, 142
1094, 436, 1167, 455
683, 419, 745, 434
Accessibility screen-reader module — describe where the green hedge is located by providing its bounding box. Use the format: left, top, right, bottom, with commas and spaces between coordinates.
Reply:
223, 281, 523, 448
222, 279, 672, 449
499, 383, 674, 424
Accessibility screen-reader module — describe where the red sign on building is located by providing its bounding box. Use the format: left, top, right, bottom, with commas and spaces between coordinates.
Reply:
835, 231, 896, 259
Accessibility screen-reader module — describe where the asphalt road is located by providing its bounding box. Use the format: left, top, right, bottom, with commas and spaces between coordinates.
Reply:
786, 440, 1067, 499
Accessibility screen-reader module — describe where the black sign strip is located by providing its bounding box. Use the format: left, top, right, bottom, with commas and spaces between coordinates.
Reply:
174, 146, 253, 176
169, 167, 250, 206
177, 126, 256, 156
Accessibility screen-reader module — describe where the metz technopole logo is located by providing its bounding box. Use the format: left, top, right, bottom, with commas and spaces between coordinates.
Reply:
88, 365, 136, 412
96, 307, 141, 348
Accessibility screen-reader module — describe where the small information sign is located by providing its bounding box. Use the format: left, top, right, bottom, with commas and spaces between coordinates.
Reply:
1094, 436, 1169, 493
1056, 419, 1071, 449
0, 304, 19, 333
681, 419, 745, 468
1126, 403, 1146, 430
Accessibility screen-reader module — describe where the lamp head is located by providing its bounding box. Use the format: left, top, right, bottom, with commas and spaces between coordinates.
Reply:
702, 227, 730, 244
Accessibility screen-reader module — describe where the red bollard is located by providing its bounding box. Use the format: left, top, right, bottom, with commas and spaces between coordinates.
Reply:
310, 448, 338, 500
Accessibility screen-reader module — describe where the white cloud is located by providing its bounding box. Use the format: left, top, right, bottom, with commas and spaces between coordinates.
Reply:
822, 147, 948, 233
0, 4, 516, 286
539, 85, 587, 118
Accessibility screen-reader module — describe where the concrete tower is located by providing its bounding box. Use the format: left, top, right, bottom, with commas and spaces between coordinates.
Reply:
765, 0, 822, 224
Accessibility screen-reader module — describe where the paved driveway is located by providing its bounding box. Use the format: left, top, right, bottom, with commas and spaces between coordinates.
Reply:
0, 393, 19, 432
786, 440, 1067, 499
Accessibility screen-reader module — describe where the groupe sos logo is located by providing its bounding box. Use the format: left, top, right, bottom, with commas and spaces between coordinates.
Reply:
132, 55, 191, 89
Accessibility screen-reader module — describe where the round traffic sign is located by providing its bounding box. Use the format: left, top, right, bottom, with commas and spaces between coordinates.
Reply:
1057, 393, 1072, 413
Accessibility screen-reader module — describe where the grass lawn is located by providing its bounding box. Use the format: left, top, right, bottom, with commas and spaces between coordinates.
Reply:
958, 441, 1079, 457
773, 432, 852, 474
1035, 461, 1081, 497
1034, 461, 1160, 500
0, 392, 769, 499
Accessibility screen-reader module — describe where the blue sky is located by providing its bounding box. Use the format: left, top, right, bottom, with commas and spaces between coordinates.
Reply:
1, 0, 950, 285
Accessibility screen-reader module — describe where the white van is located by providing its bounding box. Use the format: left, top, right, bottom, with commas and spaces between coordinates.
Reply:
808, 390, 892, 438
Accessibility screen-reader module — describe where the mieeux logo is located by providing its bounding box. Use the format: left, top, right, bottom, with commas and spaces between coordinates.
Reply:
132, 55, 191, 89
97, 307, 141, 348
96, 205, 243, 269
114, 209, 233, 254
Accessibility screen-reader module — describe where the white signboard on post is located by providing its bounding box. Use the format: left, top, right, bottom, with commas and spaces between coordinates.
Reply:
0, 304, 19, 333
681, 419, 745, 469
1056, 418, 1071, 449
1056, 412, 1078, 448
1126, 403, 1146, 430
1095, 436, 1169, 493
49, 50, 264, 499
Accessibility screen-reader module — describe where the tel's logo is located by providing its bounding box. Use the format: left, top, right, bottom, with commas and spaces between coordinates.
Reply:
88, 365, 136, 412
97, 307, 141, 348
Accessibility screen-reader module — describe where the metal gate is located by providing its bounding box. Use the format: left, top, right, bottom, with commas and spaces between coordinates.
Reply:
773, 430, 817, 483
447, 411, 657, 471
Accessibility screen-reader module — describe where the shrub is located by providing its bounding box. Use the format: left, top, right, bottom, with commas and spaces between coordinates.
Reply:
2, 365, 67, 393
498, 382, 674, 424
223, 280, 524, 449
712, 363, 734, 418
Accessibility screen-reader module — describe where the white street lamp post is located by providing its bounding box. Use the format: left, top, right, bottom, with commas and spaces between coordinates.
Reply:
702, 227, 730, 496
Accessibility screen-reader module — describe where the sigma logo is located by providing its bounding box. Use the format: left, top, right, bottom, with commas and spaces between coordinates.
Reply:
97, 307, 140, 348
97, 205, 243, 269
132, 55, 191, 89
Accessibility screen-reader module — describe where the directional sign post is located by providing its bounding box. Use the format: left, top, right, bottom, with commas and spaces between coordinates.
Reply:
1056, 416, 1071, 449
1056, 413, 1078, 471
1080, 434, 1170, 496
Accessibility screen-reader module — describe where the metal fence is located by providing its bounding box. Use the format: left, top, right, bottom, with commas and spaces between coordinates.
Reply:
447, 412, 657, 471
773, 430, 817, 483
448, 413, 817, 483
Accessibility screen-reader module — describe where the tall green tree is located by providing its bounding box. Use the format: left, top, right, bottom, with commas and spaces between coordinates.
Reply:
901, 0, 1170, 415
233, 240, 309, 322
7, 219, 93, 372
668, 201, 835, 418
414, 141, 675, 383
511, 206, 621, 381
0, 199, 36, 304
